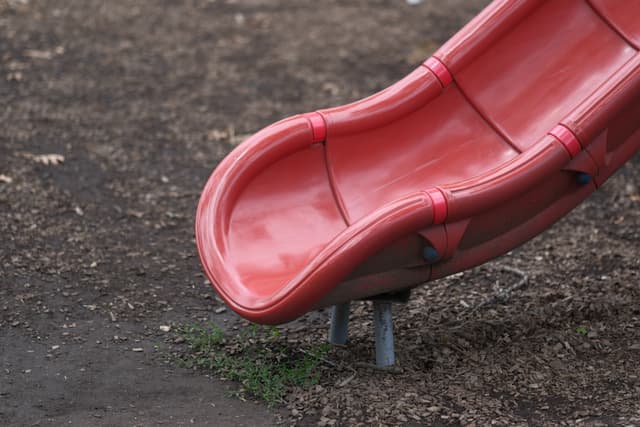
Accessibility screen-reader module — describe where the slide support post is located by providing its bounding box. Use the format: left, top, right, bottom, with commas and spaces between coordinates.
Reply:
373, 301, 395, 367
328, 302, 350, 345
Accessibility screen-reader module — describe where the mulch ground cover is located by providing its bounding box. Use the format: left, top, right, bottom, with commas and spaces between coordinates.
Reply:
1, 0, 639, 425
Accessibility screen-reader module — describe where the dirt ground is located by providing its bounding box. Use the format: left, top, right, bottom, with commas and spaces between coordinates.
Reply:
1, 0, 639, 426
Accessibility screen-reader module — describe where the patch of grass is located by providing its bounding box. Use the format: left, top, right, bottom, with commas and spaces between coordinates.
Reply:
180, 323, 225, 352
575, 326, 589, 336
176, 323, 329, 406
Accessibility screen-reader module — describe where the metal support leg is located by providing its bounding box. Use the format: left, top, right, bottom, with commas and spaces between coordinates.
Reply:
328, 302, 350, 345
373, 301, 395, 367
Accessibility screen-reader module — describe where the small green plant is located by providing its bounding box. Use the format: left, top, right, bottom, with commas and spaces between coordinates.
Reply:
180, 323, 225, 352
176, 323, 328, 405
575, 326, 589, 336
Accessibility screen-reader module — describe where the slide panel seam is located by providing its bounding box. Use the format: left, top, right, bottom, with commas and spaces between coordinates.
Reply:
451, 80, 523, 154
323, 142, 352, 226
305, 111, 353, 226
548, 124, 583, 158
422, 57, 453, 88
423, 188, 448, 224
304, 112, 328, 143
584, 0, 640, 51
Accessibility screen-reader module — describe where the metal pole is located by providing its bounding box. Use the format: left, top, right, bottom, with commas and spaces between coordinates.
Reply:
328, 302, 350, 345
373, 301, 395, 367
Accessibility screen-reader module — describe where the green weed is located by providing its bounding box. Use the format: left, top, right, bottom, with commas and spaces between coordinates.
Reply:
176, 323, 328, 405
575, 326, 589, 336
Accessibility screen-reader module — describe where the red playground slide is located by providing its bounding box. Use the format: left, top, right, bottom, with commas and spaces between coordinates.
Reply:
196, 0, 640, 330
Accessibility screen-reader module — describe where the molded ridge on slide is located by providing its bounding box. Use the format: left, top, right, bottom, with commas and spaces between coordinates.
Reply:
196, 0, 640, 324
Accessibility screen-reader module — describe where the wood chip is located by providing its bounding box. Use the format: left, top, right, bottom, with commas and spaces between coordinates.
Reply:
24, 49, 54, 60
25, 153, 65, 165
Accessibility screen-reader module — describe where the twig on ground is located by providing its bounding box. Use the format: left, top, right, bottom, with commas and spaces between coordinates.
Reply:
354, 362, 403, 374
297, 348, 338, 368
468, 266, 529, 315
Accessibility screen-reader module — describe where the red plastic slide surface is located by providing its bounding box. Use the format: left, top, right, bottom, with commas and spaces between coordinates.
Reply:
196, 0, 640, 324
